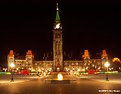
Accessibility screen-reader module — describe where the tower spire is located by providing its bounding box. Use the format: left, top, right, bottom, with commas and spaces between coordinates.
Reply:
56, 3, 60, 22
53, 3, 63, 71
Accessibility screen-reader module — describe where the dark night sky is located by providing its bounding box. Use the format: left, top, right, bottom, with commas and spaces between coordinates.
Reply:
0, 1, 121, 66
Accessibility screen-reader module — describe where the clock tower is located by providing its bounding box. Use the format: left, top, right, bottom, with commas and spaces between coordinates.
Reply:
53, 3, 63, 71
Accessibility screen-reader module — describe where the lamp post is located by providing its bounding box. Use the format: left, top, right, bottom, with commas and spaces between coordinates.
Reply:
10, 63, 15, 82
104, 61, 110, 81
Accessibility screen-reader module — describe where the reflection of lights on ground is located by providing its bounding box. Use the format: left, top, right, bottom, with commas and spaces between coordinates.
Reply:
56, 86, 62, 94
57, 73, 63, 80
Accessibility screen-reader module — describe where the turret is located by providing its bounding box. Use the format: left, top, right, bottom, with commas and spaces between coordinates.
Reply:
82, 50, 90, 59
7, 50, 15, 71
25, 50, 34, 71
101, 49, 108, 70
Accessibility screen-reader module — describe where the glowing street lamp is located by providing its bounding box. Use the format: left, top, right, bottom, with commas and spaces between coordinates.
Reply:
104, 61, 110, 81
10, 63, 15, 82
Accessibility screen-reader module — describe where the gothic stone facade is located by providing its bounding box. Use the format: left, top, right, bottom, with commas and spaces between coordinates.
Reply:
7, 3, 108, 72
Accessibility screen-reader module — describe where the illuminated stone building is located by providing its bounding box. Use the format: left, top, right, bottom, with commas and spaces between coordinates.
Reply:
7, 50, 34, 72
7, 3, 108, 72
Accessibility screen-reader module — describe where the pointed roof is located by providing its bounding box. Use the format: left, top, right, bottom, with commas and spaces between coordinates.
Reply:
9, 50, 14, 56
26, 50, 32, 56
55, 3, 60, 22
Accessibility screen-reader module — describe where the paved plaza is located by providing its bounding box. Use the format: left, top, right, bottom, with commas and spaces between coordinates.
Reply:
0, 73, 121, 94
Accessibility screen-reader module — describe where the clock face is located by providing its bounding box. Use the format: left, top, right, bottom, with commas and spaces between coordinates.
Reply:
55, 22, 62, 29
55, 23, 60, 29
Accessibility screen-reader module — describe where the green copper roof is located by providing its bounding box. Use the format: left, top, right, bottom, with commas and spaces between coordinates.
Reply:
56, 3, 60, 22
